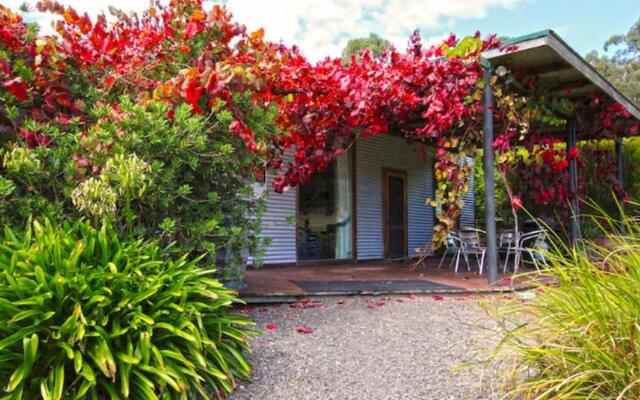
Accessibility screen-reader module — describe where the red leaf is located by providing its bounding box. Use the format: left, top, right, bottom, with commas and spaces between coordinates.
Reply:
3, 78, 28, 101
237, 305, 255, 313
296, 326, 313, 334
432, 295, 444, 301
568, 146, 580, 160
552, 159, 569, 172
336, 300, 345, 305
289, 299, 324, 309
265, 324, 278, 331
511, 195, 523, 210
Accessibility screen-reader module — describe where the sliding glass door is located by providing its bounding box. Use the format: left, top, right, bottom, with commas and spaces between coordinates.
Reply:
297, 150, 352, 261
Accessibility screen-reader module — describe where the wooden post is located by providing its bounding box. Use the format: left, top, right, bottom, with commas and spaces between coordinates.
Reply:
482, 65, 499, 285
566, 120, 580, 246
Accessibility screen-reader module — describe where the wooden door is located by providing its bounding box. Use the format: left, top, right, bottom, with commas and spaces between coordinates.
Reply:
383, 169, 408, 259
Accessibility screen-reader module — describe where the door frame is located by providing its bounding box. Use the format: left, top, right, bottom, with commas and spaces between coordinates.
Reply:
382, 168, 408, 259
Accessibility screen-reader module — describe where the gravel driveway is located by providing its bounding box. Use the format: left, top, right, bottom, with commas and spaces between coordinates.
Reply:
230, 295, 503, 400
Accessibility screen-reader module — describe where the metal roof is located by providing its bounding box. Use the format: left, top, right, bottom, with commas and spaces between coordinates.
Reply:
482, 29, 640, 126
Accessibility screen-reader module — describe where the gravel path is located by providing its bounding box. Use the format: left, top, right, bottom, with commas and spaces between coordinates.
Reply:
230, 295, 503, 400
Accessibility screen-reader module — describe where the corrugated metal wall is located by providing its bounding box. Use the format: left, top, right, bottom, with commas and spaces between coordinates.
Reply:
255, 138, 477, 264
355, 135, 434, 259
254, 163, 298, 264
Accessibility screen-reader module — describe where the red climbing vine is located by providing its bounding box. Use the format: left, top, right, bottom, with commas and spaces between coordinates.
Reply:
1, 0, 638, 248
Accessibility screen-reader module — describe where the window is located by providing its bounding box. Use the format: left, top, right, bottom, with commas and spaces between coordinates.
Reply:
297, 150, 352, 260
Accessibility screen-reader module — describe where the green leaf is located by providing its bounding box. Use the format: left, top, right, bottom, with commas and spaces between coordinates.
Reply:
116, 352, 140, 365
52, 364, 64, 400
0, 326, 38, 351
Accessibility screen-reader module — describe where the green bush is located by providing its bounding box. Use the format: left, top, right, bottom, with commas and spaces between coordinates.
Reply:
0, 97, 271, 282
487, 204, 640, 399
0, 219, 256, 399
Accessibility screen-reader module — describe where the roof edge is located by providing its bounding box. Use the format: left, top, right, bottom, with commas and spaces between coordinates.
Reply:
481, 30, 640, 122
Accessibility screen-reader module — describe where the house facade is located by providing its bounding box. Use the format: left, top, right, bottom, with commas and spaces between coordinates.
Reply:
253, 134, 475, 265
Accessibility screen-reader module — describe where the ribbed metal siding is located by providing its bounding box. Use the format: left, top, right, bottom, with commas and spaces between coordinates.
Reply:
356, 135, 434, 259
255, 141, 474, 264
459, 156, 476, 229
254, 157, 298, 264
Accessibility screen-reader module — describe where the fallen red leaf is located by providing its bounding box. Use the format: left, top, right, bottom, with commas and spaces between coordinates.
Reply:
265, 324, 278, 331
395, 299, 404, 303
432, 295, 444, 301
296, 326, 313, 334
289, 299, 325, 309
336, 300, 346, 305
237, 305, 255, 313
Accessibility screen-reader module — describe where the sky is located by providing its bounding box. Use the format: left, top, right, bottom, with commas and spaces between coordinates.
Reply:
7, 0, 639, 61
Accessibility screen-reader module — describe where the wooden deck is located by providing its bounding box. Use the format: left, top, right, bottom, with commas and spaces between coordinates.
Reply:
240, 257, 551, 302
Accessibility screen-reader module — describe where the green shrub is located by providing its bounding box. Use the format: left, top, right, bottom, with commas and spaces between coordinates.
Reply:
487, 204, 640, 399
0, 219, 256, 399
0, 97, 271, 282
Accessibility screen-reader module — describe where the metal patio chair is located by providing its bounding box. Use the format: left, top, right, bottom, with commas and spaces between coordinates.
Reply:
513, 229, 548, 274
437, 232, 468, 273
458, 229, 487, 274
498, 230, 517, 273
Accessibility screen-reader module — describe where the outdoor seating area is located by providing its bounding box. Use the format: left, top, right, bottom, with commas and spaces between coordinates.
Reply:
432, 227, 549, 275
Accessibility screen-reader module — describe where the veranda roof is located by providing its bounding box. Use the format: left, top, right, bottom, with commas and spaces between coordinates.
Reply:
482, 29, 640, 134
479, 30, 638, 285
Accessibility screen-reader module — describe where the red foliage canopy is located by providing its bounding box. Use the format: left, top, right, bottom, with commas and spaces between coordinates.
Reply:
1, 0, 638, 244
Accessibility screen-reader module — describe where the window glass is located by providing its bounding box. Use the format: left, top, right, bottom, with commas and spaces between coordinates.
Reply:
297, 150, 352, 260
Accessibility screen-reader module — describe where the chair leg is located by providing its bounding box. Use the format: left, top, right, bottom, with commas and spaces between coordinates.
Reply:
513, 250, 521, 275
462, 252, 471, 271
479, 251, 486, 274
529, 250, 541, 272
448, 250, 457, 269
454, 250, 462, 273
476, 253, 483, 271
502, 248, 511, 273
540, 253, 549, 269
437, 249, 449, 269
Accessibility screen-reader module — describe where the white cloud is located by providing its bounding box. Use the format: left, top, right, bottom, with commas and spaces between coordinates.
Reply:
8, 0, 522, 61
218, 0, 523, 60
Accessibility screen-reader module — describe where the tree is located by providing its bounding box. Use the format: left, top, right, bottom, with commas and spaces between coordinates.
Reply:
587, 17, 640, 106
341, 33, 391, 65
